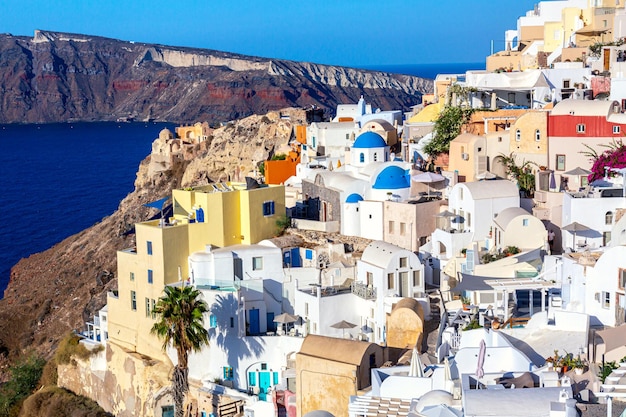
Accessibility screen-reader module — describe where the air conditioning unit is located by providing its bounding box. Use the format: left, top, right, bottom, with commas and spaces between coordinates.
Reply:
461, 153, 469, 161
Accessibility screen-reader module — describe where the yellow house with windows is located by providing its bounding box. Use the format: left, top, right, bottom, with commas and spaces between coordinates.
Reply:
107, 182, 285, 361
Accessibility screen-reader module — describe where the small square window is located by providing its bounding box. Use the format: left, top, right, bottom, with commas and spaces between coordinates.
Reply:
522, 219, 529, 226
602, 291, 610, 309
263, 201, 275, 216
614, 126, 621, 134
576, 124, 586, 134
399, 257, 408, 268
252, 256, 263, 271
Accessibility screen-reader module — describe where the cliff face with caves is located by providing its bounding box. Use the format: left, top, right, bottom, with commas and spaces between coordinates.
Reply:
0, 30, 431, 124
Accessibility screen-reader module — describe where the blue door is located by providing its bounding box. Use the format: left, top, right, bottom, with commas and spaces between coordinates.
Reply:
259, 371, 271, 401
290, 248, 302, 267
267, 312, 275, 332
249, 309, 260, 335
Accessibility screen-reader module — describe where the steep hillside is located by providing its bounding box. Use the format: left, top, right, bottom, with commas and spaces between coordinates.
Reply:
0, 108, 314, 362
0, 30, 431, 124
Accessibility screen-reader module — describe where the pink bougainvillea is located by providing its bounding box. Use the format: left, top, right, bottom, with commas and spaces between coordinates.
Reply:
587, 140, 626, 182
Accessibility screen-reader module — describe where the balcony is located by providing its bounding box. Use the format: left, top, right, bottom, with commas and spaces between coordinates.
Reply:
351, 282, 376, 300
532, 207, 551, 220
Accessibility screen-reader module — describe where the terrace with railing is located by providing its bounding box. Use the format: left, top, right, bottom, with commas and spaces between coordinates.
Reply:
351, 281, 376, 300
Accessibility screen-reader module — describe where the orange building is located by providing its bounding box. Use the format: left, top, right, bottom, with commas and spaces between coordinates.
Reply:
264, 125, 305, 184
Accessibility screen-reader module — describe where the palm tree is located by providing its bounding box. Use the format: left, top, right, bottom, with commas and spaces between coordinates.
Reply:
151, 285, 210, 417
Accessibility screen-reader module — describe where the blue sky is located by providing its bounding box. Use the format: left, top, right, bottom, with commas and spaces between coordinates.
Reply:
1, 0, 541, 67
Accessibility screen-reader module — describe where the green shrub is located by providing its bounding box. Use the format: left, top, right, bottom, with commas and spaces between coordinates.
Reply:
20, 386, 112, 417
0, 353, 45, 417
462, 319, 482, 331
600, 361, 618, 383
54, 333, 92, 365
275, 215, 292, 235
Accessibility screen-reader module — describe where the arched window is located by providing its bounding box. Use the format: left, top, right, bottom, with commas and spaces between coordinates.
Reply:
535, 129, 541, 142
606, 211, 614, 225
359, 153, 365, 163
515, 129, 521, 142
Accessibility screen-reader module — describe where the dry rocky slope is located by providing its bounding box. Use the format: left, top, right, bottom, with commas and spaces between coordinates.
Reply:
0, 108, 367, 362
0, 30, 431, 124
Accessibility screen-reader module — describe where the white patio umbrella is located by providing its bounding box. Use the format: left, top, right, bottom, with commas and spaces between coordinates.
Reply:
476, 339, 486, 381
409, 347, 424, 377
331, 320, 357, 338
412, 172, 445, 197
274, 313, 300, 333
562, 221, 592, 249
563, 167, 591, 189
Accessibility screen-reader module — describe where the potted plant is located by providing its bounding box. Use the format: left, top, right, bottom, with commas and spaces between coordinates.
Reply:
503, 246, 520, 256
461, 296, 471, 310
546, 350, 562, 372
573, 356, 585, 375
559, 352, 575, 373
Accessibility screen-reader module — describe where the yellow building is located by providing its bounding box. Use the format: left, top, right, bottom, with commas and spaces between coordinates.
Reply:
107, 182, 286, 361
506, 110, 548, 169
296, 335, 384, 417
487, 1, 625, 71
175, 122, 211, 144
448, 133, 488, 182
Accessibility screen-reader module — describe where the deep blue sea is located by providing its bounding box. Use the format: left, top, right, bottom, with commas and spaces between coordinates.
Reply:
0, 63, 476, 296
362, 62, 485, 79
0, 122, 175, 294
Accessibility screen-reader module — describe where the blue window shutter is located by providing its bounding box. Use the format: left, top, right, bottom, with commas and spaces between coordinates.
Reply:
270, 201, 275, 214
273, 372, 279, 385
249, 372, 256, 386
305, 249, 313, 260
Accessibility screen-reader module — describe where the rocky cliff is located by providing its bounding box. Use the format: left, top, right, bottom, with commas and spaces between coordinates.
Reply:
0, 108, 372, 365
0, 30, 431, 124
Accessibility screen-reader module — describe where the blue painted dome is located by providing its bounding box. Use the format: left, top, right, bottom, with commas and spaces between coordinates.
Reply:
353, 131, 386, 149
345, 193, 364, 203
373, 166, 410, 189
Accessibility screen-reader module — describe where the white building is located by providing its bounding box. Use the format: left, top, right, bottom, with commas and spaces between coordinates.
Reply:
293, 241, 425, 345
561, 191, 626, 250
492, 206, 547, 251
189, 244, 284, 336
448, 180, 521, 240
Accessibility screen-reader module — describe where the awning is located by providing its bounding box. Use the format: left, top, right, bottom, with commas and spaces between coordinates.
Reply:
597, 324, 626, 353
452, 272, 556, 293
465, 70, 555, 91
451, 274, 499, 293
